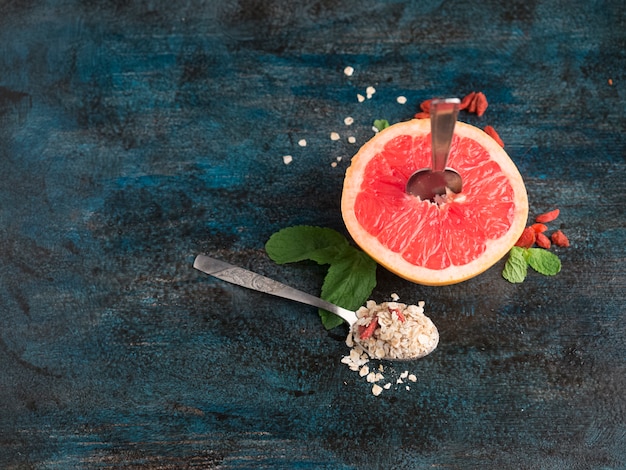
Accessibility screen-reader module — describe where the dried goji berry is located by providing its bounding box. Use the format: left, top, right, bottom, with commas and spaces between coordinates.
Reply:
420, 99, 433, 113
551, 230, 570, 247
414, 111, 430, 119
531, 223, 548, 233
515, 226, 536, 248
389, 307, 406, 323
467, 95, 478, 114
460, 92, 476, 110
535, 209, 560, 223
535, 232, 551, 249
359, 316, 379, 340
474, 92, 488, 116
484, 125, 504, 147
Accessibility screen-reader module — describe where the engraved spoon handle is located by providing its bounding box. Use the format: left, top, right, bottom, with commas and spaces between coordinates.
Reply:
193, 255, 358, 326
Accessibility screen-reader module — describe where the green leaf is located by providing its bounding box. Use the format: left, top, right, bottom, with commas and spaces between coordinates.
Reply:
373, 119, 390, 132
265, 225, 378, 330
526, 248, 561, 276
502, 246, 528, 283
265, 226, 349, 265
319, 250, 377, 329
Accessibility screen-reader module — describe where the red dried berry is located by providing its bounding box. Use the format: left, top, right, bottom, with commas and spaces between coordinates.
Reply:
515, 226, 536, 248
420, 99, 433, 113
414, 111, 430, 119
359, 316, 379, 340
551, 230, 570, 247
531, 223, 548, 233
535, 209, 560, 223
460, 92, 476, 110
535, 232, 551, 249
474, 92, 488, 116
484, 125, 504, 147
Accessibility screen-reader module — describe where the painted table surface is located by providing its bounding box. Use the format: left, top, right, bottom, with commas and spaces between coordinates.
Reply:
1, 1, 625, 469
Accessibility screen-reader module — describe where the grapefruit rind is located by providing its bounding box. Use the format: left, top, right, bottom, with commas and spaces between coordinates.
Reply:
341, 119, 528, 286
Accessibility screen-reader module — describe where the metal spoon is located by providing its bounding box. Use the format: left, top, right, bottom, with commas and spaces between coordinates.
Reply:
193, 254, 358, 325
192, 255, 438, 361
406, 98, 462, 200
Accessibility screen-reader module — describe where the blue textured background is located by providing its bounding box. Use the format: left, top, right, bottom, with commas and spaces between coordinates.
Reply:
1, 1, 625, 468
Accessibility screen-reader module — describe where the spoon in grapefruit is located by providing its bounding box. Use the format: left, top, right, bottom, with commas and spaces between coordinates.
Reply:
406, 98, 462, 200
341, 115, 528, 286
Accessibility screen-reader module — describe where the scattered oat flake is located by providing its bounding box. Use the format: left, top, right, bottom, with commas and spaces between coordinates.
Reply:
330, 162, 337, 168
348, 136, 356, 144
372, 384, 383, 396
344, 116, 354, 126
366, 86, 376, 99
397, 96, 407, 104
336, 156, 342, 162
383, 383, 392, 390
391, 293, 400, 301
330, 132, 340, 141
344, 66, 354, 76
298, 139, 307, 147
408, 374, 417, 382
282, 155, 293, 165
357, 94, 365, 102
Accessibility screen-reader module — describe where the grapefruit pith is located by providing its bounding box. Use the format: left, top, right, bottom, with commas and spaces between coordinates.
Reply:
341, 119, 528, 286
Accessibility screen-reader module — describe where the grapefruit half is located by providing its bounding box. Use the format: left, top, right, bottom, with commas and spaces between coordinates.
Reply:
341, 119, 528, 286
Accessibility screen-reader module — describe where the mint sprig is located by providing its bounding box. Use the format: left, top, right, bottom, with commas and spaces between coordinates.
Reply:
373, 119, 390, 132
265, 226, 377, 329
503, 246, 561, 283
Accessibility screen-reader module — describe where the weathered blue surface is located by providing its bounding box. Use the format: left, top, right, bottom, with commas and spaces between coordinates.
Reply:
1, 1, 625, 468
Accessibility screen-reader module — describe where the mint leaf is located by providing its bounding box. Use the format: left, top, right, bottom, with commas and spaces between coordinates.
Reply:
320, 250, 377, 329
265, 226, 349, 265
373, 119, 390, 132
502, 246, 528, 283
526, 248, 561, 276
265, 225, 378, 330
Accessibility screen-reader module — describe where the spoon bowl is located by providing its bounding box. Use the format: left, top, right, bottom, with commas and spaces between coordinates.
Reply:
406, 98, 462, 200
